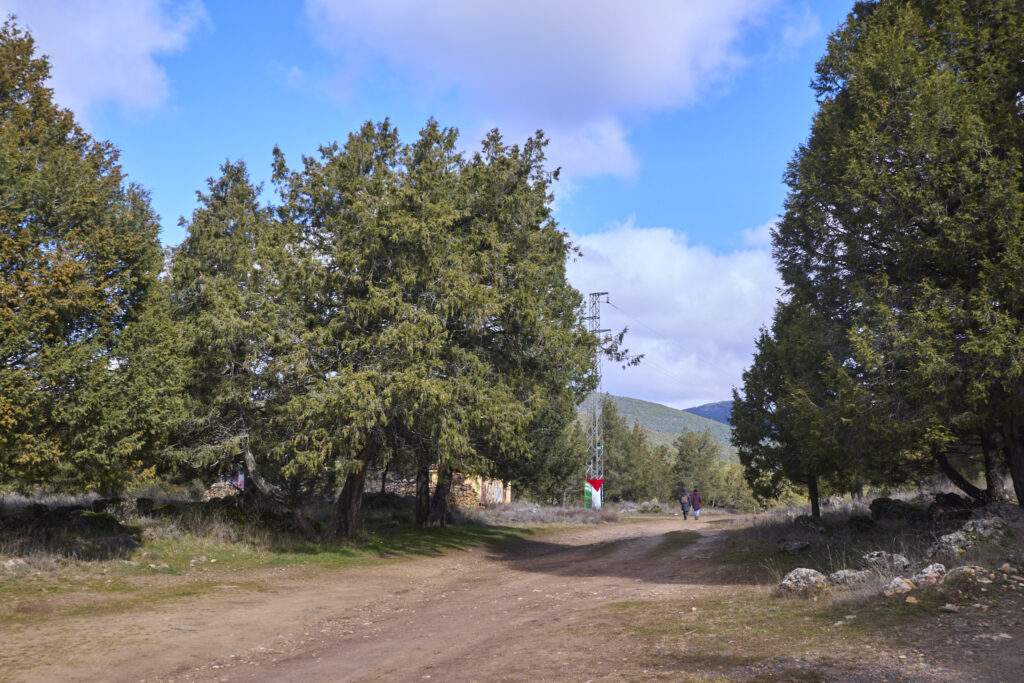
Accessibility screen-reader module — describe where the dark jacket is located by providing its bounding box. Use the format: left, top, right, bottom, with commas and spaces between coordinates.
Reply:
690, 491, 702, 510
679, 494, 690, 510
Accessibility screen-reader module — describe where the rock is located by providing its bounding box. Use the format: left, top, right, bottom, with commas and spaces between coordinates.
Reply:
910, 563, 946, 588
999, 562, 1014, 574
905, 596, 919, 604
847, 514, 875, 532
883, 577, 915, 597
939, 603, 960, 613
92, 533, 139, 556
778, 568, 828, 597
135, 497, 155, 516
862, 551, 911, 571
928, 492, 974, 521
2, 558, 29, 571
794, 515, 827, 533
869, 497, 925, 522
929, 518, 1008, 558
781, 540, 811, 554
828, 569, 873, 585
944, 565, 986, 585
23, 503, 51, 518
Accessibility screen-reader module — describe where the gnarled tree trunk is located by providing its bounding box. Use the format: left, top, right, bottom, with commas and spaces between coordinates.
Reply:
241, 437, 316, 539
331, 436, 378, 539
981, 430, 1010, 502
1000, 417, 1024, 507
426, 464, 453, 528
934, 448, 985, 503
414, 464, 431, 525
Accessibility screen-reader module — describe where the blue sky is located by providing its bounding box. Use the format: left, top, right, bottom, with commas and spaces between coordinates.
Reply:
5, 0, 854, 409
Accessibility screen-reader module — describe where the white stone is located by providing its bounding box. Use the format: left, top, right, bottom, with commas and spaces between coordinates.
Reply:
882, 577, 915, 597
779, 568, 828, 596
910, 563, 946, 588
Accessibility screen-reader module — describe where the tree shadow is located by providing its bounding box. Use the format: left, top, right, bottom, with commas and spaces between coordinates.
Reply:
481, 523, 763, 587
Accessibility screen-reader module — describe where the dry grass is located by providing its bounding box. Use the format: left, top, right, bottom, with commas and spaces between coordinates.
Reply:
452, 501, 620, 525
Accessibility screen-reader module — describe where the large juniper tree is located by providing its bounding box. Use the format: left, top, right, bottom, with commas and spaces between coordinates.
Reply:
0, 19, 180, 492
747, 0, 1024, 506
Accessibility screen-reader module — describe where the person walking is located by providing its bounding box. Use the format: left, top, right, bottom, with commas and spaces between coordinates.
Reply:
679, 490, 691, 520
690, 488, 703, 520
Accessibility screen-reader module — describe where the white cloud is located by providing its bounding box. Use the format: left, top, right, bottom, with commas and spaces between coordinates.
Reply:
3, 0, 207, 118
567, 220, 780, 409
742, 218, 776, 248
303, 0, 780, 181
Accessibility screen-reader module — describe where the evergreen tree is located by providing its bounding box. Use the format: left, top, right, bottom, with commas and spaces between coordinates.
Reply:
170, 160, 319, 535
762, 0, 1024, 506
0, 20, 178, 492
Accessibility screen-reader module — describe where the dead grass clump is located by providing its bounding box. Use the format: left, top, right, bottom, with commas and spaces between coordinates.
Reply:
453, 502, 618, 525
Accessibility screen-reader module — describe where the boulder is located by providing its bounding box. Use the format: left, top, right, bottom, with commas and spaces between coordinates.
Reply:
869, 497, 923, 522
2, 557, 29, 572
928, 518, 1007, 558
862, 551, 911, 571
882, 577, 915, 597
928, 492, 974, 521
828, 569, 873, 585
847, 514, 875, 532
91, 533, 139, 557
944, 565, 986, 585
135, 497, 155, 516
794, 515, 827, 533
910, 563, 946, 588
778, 568, 828, 597
780, 540, 811, 554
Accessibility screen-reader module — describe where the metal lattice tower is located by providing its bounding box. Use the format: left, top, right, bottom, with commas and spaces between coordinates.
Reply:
583, 292, 610, 484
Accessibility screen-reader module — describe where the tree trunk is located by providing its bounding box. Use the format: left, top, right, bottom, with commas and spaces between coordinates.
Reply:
414, 465, 431, 525
1000, 417, 1024, 507
380, 460, 389, 495
981, 430, 1010, 502
331, 436, 377, 539
426, 464, 453, 528
933, 448, 985, 502
241, 437, 316, 539
807, 474, 820, 519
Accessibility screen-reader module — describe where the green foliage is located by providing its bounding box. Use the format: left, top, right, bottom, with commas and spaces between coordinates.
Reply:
738, 0, 1024, 508
600, 397, 672, 502
0, 20, 181, 493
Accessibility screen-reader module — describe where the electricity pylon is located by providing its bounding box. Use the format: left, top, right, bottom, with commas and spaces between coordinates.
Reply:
583, 291, 609, 509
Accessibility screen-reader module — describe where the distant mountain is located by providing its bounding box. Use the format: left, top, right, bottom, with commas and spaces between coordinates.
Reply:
682, 400, 732, 426
581, 394, 736, 460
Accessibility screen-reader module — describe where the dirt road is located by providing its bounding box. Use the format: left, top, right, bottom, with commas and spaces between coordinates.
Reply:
7, 516, 728, 682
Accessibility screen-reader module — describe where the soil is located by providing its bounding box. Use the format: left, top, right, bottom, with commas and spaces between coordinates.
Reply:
3, 514, 1022, 681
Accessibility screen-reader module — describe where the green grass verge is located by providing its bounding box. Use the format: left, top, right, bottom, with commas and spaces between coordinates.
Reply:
0, 522, 538, 629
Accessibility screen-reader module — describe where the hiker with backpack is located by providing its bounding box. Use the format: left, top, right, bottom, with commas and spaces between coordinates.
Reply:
679, 489, 691, 520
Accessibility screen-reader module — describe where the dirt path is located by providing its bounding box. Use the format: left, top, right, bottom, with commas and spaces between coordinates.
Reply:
6, 517, 729, 682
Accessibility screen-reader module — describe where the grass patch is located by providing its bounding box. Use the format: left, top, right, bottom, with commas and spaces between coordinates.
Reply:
0, 517, 538, 630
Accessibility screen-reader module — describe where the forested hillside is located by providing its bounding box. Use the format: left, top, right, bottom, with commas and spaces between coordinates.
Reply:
682, 401, 732, 426
586, 394, 730, 448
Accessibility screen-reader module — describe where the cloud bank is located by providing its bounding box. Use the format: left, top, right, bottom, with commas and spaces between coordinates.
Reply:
303, 0, 788, 181
566, 220, 780, 409
3, 0, 207, 118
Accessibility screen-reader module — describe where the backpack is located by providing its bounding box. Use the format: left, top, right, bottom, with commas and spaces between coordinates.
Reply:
680, 494, 690, 509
